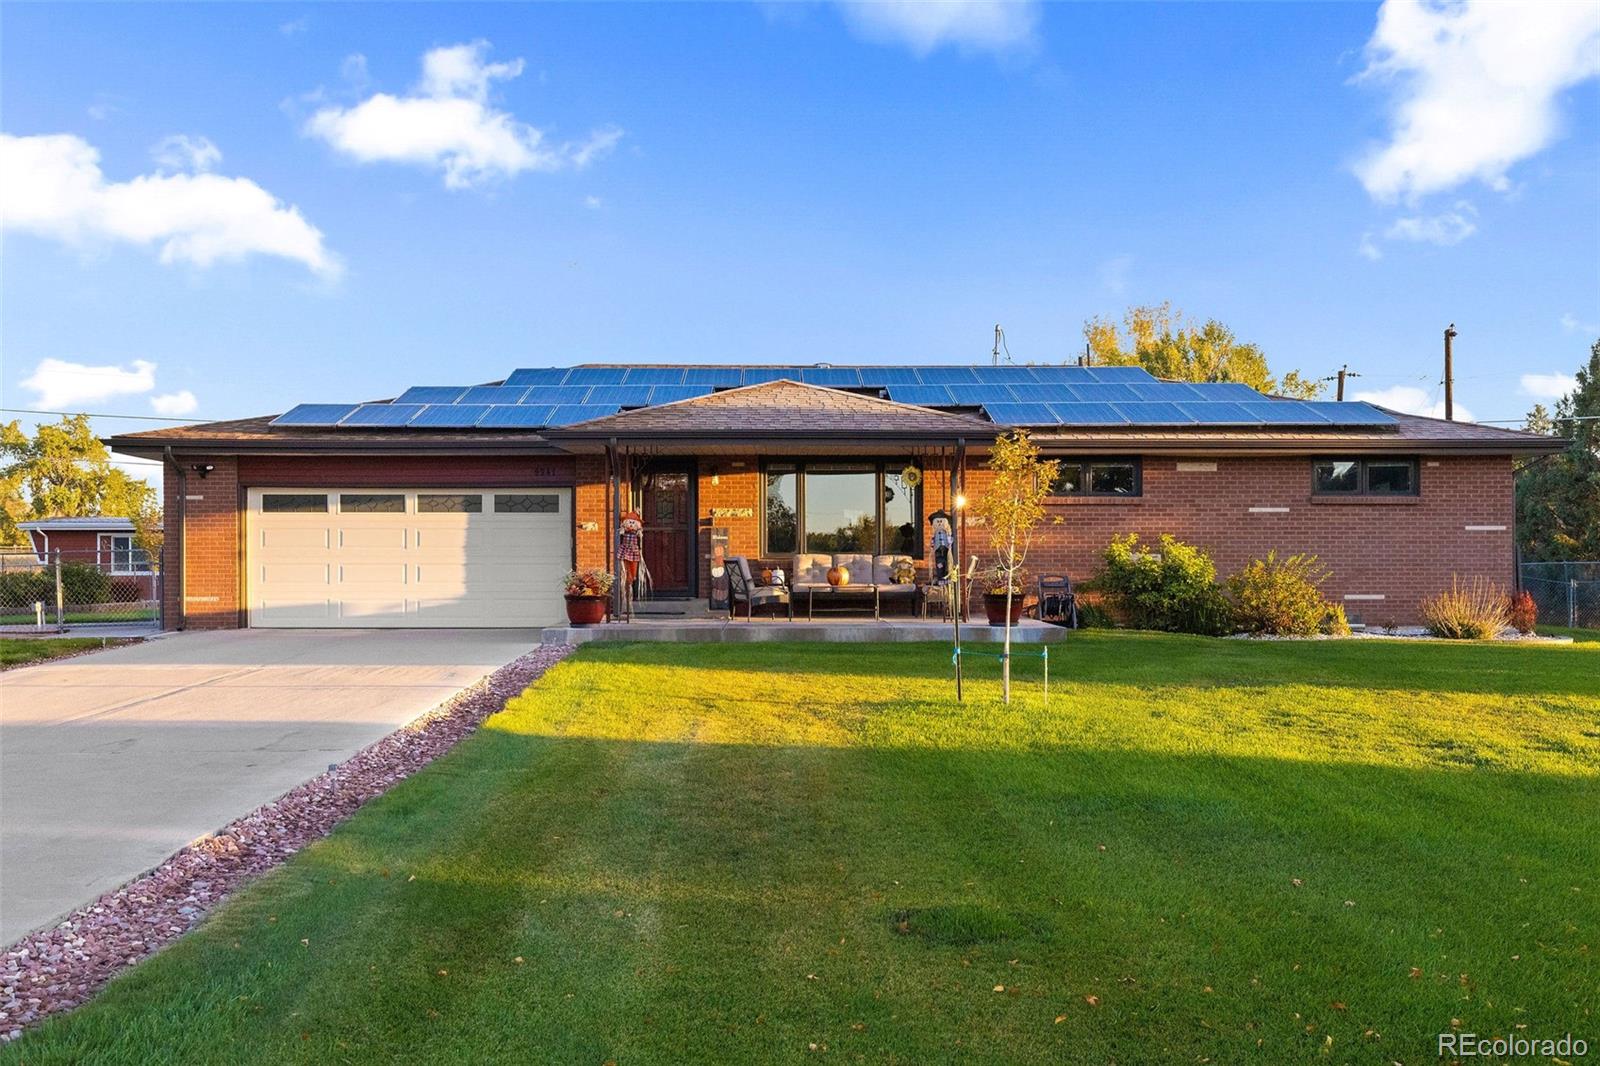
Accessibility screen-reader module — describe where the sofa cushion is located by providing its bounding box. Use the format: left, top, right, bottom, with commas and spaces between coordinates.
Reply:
833, 553, 873, 585
874, 554, 914, 585
792, 553, 833, 586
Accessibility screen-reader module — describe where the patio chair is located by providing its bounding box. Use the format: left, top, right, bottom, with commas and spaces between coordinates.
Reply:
727, 556, 793, 621
1037, 574, 1078, 628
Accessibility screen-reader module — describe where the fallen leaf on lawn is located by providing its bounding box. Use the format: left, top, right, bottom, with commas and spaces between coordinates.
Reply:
1451, 1018, 1462, 1028
514, 957, 525, 965
437, 969, 448, 977
1083, 995, 1100, 1007
407, 875, 416, 883
1054, 1015, 1067, 1024
1202, 986, 1213, 994
806, 974, 818, 981
1331, 1001, 1347, 1011
993, 985, 1006, 993
1291, 878, 1303, 888
1096, 844, 1107, 852
1343, 900, 1355, 907
850, 1022, 865, 1032
1408, 967, 1422, 979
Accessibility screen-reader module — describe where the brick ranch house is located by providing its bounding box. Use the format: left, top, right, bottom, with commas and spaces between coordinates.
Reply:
104, 363, 1562, 631
13, 516, 159, 600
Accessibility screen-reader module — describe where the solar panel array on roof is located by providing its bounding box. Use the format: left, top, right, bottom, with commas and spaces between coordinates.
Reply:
269, 364, 1398, 431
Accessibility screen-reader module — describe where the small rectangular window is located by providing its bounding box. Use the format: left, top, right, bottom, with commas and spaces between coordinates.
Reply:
1049, 459, 1140, 497
261, 493, 328, 513
495, 493, 559, 514
1312, 458, 1418, 497
1089, 462, 1137, 496
340, 493, 406, 513
418, 493, 483, 513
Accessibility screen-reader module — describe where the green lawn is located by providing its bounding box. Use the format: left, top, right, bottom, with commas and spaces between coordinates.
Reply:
0, 636, 135, 669
0, 608, 157, 626
8, 633, 1598, 1064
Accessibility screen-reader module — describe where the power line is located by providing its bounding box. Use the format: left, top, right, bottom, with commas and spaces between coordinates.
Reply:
1, 407, 209, 423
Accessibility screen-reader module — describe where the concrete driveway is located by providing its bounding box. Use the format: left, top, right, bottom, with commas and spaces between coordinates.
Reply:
0, 628, 539, 944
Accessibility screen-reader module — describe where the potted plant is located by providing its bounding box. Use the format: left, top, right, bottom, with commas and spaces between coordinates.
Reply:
563, 568, 615, 625
973, 430, 1060, 703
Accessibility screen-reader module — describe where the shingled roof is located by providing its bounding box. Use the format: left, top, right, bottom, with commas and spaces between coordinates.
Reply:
543, 380, 1000, 440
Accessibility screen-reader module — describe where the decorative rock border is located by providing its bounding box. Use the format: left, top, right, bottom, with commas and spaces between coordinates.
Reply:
0, 644, 574, 1042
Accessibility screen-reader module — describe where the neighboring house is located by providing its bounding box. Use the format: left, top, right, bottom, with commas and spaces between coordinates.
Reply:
104, 364, 1562, 630
14, 516, 160, 599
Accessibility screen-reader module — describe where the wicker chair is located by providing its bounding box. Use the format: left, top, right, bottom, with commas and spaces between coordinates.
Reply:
727, 556, 793, 620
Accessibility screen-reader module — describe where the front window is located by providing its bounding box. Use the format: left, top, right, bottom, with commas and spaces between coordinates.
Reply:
1312, 458, 1418, 496
1049, 458, 1141, 497
99, 533, 151, 574
762, 461, 920, 556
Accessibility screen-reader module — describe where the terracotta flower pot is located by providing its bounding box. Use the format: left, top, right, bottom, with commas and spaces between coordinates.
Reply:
565, 595, 607, 625
983, 592, 1025, 626
827, 565, 849, 586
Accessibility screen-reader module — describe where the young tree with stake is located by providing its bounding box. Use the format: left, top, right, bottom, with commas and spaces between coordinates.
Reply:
975, 431, 1059, 704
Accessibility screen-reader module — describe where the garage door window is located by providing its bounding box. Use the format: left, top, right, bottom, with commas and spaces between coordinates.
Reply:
418, 493, 483, 513
495, 493, 560, 514
261, 493, 328, 513
340, 493, 406, 513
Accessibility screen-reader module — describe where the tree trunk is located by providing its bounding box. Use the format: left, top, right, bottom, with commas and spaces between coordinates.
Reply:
1002, 540, 1014, 704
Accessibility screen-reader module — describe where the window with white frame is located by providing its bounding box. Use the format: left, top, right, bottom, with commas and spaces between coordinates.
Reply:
98, 533, 152, 574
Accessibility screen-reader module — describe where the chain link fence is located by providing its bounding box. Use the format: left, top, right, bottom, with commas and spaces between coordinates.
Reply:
1519, 561, 1599, 630
1, 548, 161, 633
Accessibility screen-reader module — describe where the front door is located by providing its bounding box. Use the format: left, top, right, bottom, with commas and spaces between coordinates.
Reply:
637, 465, 693, 596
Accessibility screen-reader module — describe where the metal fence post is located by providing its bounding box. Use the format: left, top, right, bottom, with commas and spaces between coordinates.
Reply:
54, 549, 65, 629
1571, 579, 1580, 630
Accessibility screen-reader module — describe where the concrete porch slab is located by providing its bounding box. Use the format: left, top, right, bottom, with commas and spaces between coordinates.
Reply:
543, 618, 1069, 644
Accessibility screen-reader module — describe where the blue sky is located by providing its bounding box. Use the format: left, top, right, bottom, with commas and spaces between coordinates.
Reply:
3, 1, 1597, 479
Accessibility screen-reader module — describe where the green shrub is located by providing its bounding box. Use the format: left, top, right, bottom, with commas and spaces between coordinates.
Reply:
1508, 590, 1537, 634
1421, 576, 1510, 640
1320, 603, 1351, 637
0, 562, 114, 607
1227, 551, 1335, 637
1092, 533, 1233, 635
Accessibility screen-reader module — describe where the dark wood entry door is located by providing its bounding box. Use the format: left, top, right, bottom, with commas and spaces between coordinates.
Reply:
638, 467, 693, 596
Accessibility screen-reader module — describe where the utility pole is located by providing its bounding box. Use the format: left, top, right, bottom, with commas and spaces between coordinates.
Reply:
1443, 323, 1457, 421
1321, 364, 1359, 401
992, 324, 1005, 366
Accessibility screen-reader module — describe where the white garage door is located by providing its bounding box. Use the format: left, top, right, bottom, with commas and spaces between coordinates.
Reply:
246, 488, 571, 628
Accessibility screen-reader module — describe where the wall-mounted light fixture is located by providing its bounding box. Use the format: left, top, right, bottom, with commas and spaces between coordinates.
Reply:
191, 463, 215, 479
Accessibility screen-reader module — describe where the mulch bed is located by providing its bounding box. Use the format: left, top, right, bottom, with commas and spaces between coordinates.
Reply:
0, 644, 574, 1042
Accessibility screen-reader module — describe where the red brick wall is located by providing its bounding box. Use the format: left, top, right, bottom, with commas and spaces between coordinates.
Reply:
957, 454, 1515, 626
162, 455, 240, 630
573, 455, 609, 574
236, 454, 574, 486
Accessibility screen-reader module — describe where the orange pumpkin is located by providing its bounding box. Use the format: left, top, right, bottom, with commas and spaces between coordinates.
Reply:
827, 565, 849, 586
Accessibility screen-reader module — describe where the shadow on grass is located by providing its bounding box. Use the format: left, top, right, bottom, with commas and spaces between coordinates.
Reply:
12, 721, 1598, 1066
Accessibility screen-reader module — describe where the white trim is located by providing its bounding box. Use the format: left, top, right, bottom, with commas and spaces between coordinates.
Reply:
1463, 524, 1506, 531
1343, 593, 1386, 601
1175, 461, 1217, 472
1247, 506, 1289, 514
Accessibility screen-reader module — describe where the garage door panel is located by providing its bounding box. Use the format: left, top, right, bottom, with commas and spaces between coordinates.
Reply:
248, 487, 570, 628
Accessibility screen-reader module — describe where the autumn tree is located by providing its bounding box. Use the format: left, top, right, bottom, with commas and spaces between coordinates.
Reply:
974, 430, 1059, 704
1, 415, 162, 554
1084, 303, 1325, 399
1516, 338, 1600, 560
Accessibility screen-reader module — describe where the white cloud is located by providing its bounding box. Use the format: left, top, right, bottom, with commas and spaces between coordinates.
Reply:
1519, 372, 1577, 401
1353, 0, 1600, 203
0, 132, 339, 277
583, 194, 603, 209
1353, 383, 1474, 422
150, 390, 199, 416
1357, 231, 1383, 261
1560, 312, 1598, 335
20, 358, 156, 409
279, 16, 308, 37
152, 134, 222, 173
1383, 200, 1477, 246
1097, 253, 1133, 296
303, 40, 622, 190
833, 0, 1039, 56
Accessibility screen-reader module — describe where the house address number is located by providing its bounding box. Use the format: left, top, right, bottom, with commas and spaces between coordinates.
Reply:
709, 507, 754, 518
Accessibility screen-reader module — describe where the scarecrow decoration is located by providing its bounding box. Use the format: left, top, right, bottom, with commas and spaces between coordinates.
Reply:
928, 508, 953, 584
618, 510, 651, 613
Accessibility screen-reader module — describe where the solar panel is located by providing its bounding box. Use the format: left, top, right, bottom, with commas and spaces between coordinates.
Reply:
272, 403, 361, 426
622, 367, 686, 385
916, 366, 980, 385
885, 384, 954, 406
563, 367, 629, 385
682, 367, 744, 386
1299, 401, 1395, 425
341, 403, 425, 427
1028, 384, 1085, 403
519, 386, 592, 405
545, 404, 623, 425
1186, 382, 1263, 402
799, 367, 864, 387
1126, 381, 1204, 401
1048, 403, 1130, 424
1069, 383, 1141, 403
408, 404, 491, 428
477, 405, 554, 428
1083, 366, 1157, 383
646, 385, 714, 405
1238, 401, 1329, 424
980, 402, 1058, 425
1029, 366, 1101, 383
945, 385, 1019, 404
1113, 402, 1192, 424
738, 368, 791, 385
971, 366, 1040, 384
1176, 402, 1255, 423
503, 368, 571, 387
459, 386, 530, 405
861, 367, 924, 385
394, 386, 469, 405
585, 386, 654, 407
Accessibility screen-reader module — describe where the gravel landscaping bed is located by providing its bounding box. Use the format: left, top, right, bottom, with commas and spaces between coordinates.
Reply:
0, 643, 573, 1042
1226, 627, 1572, 643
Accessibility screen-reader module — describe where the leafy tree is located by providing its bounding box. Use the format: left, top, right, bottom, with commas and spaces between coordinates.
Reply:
1, 415, 163, 555
974, 430, 1059, 704
1084, 303, 1325, 399
1515, 339, 1600, 560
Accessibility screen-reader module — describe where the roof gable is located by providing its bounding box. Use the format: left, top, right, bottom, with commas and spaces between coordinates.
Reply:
545, 379, 998, 438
